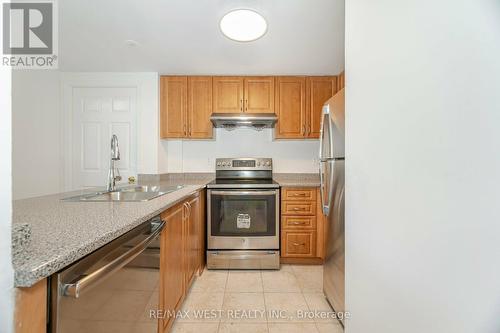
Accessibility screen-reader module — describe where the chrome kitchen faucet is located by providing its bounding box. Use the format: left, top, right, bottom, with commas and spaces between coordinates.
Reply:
106, 134, 122, 191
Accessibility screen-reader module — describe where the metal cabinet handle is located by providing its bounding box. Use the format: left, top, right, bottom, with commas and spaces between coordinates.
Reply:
183, 123, 187, 137
240, 99, 243, 112
245, 99, 248, 112
291, 221, 306, 225
292, 207, 306, 211
210, 190, 278, 196
62, 220, 165, 298
293, 242, 306, 246
292, 193, 307, 197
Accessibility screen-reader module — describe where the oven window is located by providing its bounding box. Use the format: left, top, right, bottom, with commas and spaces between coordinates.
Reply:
210, 192, 276, 236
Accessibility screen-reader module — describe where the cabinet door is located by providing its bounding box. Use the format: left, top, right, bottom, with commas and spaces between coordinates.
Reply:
282, 231, 316, 257
213, 77, 244, 113
185, 195, 200, 288
198, 190, 206, 274
244, 77, 275, 113
159, 204, 185, 331
188, 76, 213, 139
307, 76, 337, 138
275, 77, 307, 139
160, 76, 187, 138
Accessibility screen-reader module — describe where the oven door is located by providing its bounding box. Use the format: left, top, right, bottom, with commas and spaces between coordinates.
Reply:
208, 189, 280, 249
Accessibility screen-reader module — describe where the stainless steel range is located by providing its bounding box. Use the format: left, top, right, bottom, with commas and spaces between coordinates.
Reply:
206, 158, 280, 269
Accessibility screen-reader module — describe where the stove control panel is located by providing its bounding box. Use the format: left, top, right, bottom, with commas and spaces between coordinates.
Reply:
215, 158, 273, 171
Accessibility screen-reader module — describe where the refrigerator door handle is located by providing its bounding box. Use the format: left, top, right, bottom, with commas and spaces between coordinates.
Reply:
319, 106, 332, 160
320, 160, 335, 216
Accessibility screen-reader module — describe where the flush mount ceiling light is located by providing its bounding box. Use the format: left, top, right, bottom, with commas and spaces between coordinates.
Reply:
220, 9, 267, 42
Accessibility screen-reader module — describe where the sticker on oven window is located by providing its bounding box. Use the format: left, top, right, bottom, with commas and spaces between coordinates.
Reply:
237, 214, 251, 229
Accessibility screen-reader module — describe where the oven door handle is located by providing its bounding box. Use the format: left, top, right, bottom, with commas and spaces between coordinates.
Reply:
210, 190, 278, 196
61, 220, 165, 298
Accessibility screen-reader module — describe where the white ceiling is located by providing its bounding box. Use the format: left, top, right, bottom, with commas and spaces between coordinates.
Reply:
59, 0, 345, 74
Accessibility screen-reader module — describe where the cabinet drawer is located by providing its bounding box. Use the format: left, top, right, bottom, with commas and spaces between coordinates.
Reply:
282, 201, 315, 216
282, 216, 316, 229
282, 188, 316, 201
282, 231, 316, 257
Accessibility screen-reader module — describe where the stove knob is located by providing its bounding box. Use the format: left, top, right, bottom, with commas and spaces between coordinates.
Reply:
257, 162, 261, 166
217, 162, 221, 167
266, 161, 271, 166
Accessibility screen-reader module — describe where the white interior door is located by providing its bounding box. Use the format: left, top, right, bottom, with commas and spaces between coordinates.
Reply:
72, 87, 137, 189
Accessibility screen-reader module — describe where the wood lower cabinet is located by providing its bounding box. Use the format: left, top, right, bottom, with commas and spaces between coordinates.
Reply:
15, 279, 47, 333
159, 190, 204, 332
283, 231, 316, 257
159, 203, 185, 332
184, 194, 200, 288
280, 187, 325, 263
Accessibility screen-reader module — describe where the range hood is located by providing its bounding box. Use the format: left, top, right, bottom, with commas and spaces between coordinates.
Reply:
210, 113, 278, 131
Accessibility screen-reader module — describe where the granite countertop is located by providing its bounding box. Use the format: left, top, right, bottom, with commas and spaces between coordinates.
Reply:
12, 174, 214, 287
273, 173, 320, 187
12, 172, 318, 287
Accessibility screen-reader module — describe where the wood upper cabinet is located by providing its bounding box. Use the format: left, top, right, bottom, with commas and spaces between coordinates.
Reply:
160, 76, 213, 139
188, 76, 213, 138
213, 76, 244, 113
213, 76, 275, 114
274, 77, 307, 138
244, 76, 275, 113
306, 76, 337, 138
159, 203, 185, 332
160, 76, 187, 138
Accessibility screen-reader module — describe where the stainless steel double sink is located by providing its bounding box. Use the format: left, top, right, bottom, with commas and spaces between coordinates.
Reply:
63, 185, 184, 202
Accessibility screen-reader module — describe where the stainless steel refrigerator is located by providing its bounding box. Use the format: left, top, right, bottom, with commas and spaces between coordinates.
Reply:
320, 88, 345, 320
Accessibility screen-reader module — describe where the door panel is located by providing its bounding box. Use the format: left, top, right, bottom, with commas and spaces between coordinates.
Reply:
185, 195, 200, 288
274, 77, 306, 139
282, 231, 316, 257
324, 160, 345, 315
319, 160, 335, 216
160, 204, 185, 331
160, 76, 187, 138
72, 87, 137, 189
188, 76, 213, 138
307, 76, 337, 138
213, 77, 244, 113
244, 77, 275, 113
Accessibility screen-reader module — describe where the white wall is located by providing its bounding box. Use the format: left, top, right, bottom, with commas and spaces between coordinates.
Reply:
12, 71, 62, 199
12, 72, 159, 197
346, 1, 500, 332
0, 56, 14, 333
162, 129, 319, 173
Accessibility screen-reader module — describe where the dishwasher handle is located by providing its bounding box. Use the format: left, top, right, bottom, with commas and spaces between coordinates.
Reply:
62, 219, 165, 298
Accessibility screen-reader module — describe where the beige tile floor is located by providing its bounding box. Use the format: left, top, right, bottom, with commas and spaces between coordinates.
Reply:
171, 265, 344, 333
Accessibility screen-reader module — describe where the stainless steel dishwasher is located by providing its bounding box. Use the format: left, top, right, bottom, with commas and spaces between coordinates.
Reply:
50, 216, 165, 333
